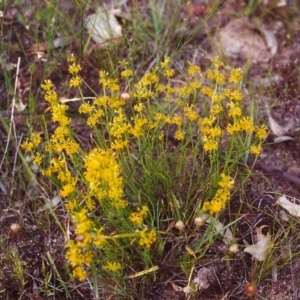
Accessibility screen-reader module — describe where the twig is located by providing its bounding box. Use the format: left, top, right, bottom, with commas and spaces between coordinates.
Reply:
59, 96, 96, 103
0, 57, 21, 170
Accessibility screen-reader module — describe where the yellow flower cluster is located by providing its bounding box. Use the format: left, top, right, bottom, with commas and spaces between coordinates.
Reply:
68, 53, 83, 87
195, 58, 266, 156
129, 206, 149, 226
41, 80, 80, 155
65, 240, 93, 281
84, 148, 126, 208
202, 174, 235, 214
21, 132, 42, 152
139, 229, 157, 249
104, 261, 122, 272
22, 54, 269, 283
65, 208, 96, 280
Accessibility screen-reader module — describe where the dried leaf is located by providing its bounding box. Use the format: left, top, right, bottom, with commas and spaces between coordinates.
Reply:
193, 266, 217, 290
268, 110, 294, 137
274, 136, 294, 143
244, 226, 271, 261
51, 195, 61, 208
53, 37, 65, 48
182, 285, 192, 294
170, 282, 182, 292
14, 100, 27, 112
201, 213, 234, 245
260, 27, 277, 56
85, 7, 122, 47
276, 195, 300, 217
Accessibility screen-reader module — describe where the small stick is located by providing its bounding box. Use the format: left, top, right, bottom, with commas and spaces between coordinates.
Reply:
0, 57, 21, 170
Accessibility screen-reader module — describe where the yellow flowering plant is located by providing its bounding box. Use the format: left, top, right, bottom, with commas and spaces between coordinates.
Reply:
21, 54, 268, 297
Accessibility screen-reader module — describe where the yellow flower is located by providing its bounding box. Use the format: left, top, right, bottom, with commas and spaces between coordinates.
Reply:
201, 86, 214, 97
121, 69, 133, 78
250, 144, 262, 156
227, 122, 241, 135
41, 79, 54, 91
32, 153, 43, 165
65, 241, 81, 266
130, 117, 148, 137
79, 103, 93, 114
68, 63, 82, 75
209, 200, 224, 213
189, 81, 202, 89
165, 85, 175, 94
129, 206, 148, 226
238, 117, 254, 133
160, 57, 172, 69
140, 72, 159, 86
63, 140, 80, 155
158, 131, 164, 140
184, 105, 198, 122
163, 69, 175, 78
139, 229, 157, 249
72, 266, 88, 281
210, 104, 222, 115
255, 124, 268, 140
94, 95, 110, 106
92, 228, 107, 247
51, 104, 70, 125
229, 68, 243, 84
202, 201, 211, 212
210, 56, 224, 68
83, 148, 125, 208
60, 182, 76, 198
133, 103, 145, 113
44, 90, 58, 104
111, 139, 129, 150
156, 84, 166, 93
213, 71, 225, 84
103, 262, 122, 272
31, 132, 42, 147
227, 102, 242, 117
67, 53, 76, 63
178, 85, 193, 95
174, 129, 185, 141
119, 60, 129, 67
208, 126, 222, 138
171, 115, 183, 126
188, 63, 201, 76
21, 132, 41, 152
70, 75, 83, 87
212, 93, 224, 103
86, 109, 104, 127
21, 141, 34, 152
230, 90, 243, 101
198, 116, 215, 127
218, 174, 234, 189
202, 136, 218, 151
85, 197, 96, 211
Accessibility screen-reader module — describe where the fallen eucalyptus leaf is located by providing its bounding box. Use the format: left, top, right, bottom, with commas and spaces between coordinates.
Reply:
201, 213, 234, 245
260, 27, 277, 56
244, 226, 271, 261
274, 136, 294, 143
170, 282, 182, 292
276, 195, 300, 217
85, 7, 122, 47
193, 266, 217, 290
14, 100, 27, 112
